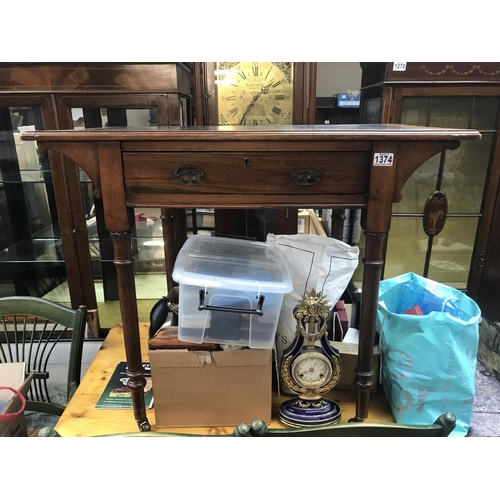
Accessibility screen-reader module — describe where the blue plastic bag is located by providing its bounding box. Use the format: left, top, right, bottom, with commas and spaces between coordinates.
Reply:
377, 272, 481, 437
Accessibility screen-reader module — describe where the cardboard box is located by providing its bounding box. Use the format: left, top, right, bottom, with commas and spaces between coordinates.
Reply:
298, 209, 327, 236
297, 210, 310, 234
0, 363, 34, 437
309, 209, 327, 236
331, 341, 380, 393
149, 348, 273, 427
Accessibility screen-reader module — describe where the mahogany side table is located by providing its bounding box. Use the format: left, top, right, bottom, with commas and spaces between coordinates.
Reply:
22, 124, 481, 431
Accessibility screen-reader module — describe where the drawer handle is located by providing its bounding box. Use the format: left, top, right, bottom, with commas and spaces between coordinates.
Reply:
291, 168, 322, 186
175, 165, 205, 185
198, 290, 265, 316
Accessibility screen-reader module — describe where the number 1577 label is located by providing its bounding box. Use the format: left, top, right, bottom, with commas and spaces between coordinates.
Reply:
373, 153, 394, 166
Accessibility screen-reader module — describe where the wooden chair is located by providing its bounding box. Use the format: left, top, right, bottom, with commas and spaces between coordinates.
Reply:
0, 296, 87, 416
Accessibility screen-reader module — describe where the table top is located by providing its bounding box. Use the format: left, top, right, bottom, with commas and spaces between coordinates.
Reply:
55, 322, 395, 437
22, 124, 481, 142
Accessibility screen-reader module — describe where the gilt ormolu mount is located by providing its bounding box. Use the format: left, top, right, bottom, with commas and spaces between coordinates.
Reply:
279, 289, 342, 427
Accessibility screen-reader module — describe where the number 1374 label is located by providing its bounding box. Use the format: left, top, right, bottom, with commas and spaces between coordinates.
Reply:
373, 153, 394, 166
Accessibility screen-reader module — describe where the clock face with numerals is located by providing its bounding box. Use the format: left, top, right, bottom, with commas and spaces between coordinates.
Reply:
291, 351, 333, 389
216, 62, 294, 125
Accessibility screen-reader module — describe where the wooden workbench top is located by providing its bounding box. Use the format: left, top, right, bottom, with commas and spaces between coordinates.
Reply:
55, 323, 394, 437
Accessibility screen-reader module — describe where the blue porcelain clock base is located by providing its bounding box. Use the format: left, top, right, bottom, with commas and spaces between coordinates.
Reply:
279, 289, 343, 428
279, 397, 341, 427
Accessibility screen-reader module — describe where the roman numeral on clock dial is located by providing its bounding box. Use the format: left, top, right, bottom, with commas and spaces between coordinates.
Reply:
216, 62, 294, 125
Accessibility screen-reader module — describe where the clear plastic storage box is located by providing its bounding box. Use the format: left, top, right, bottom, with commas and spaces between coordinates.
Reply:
172, 234, 293, 348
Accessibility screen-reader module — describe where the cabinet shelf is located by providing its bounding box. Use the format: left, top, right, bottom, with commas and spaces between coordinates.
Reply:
0, 169, 92, 184
0, 219, 167, 264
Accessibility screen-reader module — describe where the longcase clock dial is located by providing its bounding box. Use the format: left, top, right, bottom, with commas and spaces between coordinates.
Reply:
216, 62, 294, 125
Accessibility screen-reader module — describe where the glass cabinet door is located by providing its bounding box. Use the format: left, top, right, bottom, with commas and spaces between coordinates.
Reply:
386, 95, 499, 289
0, 104, 67, 300
51, 92, 192, 330
1, 94, 193, 333
360, 97, 382, 124
55, 104, 170, 329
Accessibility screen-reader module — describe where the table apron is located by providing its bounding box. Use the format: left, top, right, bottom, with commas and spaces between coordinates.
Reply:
122, 152, 371, 203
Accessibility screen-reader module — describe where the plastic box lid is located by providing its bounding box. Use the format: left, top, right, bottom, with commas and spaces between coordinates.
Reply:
172, 235, 293, 293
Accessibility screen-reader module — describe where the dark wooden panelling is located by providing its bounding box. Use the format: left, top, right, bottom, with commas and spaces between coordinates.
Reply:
0, 63, 193, 94
361, 62, 500, 86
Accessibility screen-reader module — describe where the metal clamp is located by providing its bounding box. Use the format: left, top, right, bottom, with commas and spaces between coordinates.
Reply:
198, 290, 265, 316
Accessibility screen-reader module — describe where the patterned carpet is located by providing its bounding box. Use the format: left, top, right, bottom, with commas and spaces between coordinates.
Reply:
470, 318, 500, 436
469, 361, 500, 436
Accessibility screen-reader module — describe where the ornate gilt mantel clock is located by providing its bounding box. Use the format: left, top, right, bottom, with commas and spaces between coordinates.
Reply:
279, 289, 342, 427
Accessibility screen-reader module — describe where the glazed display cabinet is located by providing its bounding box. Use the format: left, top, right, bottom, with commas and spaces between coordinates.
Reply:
0, 63, 194, 336
358, 62, 500, 321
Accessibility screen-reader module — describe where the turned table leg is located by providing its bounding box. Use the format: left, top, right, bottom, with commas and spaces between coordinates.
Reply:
160, 208, 187, 292
111, 230, 151, 431
350, 230, 387, 422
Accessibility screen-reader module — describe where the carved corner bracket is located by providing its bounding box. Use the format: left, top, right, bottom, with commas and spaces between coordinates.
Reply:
38, 141, 100, 196
393, 141, 460, 203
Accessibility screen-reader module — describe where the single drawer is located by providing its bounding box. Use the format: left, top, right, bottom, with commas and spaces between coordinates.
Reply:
123, 152, 370, 198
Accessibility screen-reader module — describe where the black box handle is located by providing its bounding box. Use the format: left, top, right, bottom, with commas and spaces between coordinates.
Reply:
198, 290, 265, 316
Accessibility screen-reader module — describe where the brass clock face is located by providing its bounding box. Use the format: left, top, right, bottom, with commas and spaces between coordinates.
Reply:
216, 62, 294, 125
